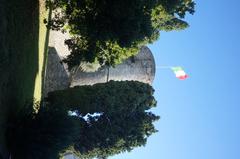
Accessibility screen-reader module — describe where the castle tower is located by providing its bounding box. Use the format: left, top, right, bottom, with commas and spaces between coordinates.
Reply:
44, 30, 156, 96
70, 46, 156, 86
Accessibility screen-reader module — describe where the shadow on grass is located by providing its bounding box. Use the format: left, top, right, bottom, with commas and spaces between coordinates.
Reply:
0, 0, 40, 158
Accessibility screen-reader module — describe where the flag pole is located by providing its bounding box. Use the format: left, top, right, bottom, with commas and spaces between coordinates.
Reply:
156, 66, 173, 69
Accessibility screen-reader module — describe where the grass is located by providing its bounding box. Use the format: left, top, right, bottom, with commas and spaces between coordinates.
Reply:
0, 0, 49, 157
33, 2, 47, 102
34, 1, 51, 104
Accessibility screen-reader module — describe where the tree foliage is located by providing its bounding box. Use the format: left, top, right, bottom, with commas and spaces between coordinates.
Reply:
46, 0, 195, 69
46, 81, 159, 158
46, 80, 157, 116
61, 39, 139, 69
72, 111, 159, 159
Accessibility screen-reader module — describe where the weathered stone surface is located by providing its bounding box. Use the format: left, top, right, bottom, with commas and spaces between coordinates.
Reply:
71, 46, 155, 86
43, 47, 70, 97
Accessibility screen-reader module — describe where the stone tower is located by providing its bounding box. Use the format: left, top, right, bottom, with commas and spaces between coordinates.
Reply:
71, 46, 156, 86
44, 31, 156, 96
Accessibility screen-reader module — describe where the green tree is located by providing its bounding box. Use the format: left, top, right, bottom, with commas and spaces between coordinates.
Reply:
151, 0, 195, 31
73, 111, 159, 159
46, 0, 195, 69
62, 39, 139, 69
46, 80, 157, 116
46, 81, 159, 158
47, 0, 158, 47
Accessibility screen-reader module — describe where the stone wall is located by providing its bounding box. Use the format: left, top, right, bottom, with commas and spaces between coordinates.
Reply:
43, 47, 70, 97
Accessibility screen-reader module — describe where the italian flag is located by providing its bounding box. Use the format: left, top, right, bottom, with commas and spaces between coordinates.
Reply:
171, 67, 188, 80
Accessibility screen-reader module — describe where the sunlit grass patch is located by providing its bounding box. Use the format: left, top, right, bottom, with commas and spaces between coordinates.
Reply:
34, 0, 49, 103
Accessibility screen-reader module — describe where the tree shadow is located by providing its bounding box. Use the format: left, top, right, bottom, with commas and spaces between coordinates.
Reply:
0, 0, 40, 158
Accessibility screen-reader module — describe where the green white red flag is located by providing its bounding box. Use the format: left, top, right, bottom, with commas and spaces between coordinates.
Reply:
171, 67, 188, 80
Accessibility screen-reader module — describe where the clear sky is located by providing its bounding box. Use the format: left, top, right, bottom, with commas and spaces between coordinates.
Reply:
109, 0, 240, 159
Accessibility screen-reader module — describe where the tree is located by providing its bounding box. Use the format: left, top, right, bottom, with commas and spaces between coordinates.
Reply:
151, 0, 195, 31
61, 39, 139, 69
47, 0, 159, 47
73, 111, 159, 159
46, 81, 159, 158
46, 80, 157, 116
46, 0, 195, 69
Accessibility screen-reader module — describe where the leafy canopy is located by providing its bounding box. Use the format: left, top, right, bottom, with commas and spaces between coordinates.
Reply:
47, 80, 159, 158
46, 0, 195, 69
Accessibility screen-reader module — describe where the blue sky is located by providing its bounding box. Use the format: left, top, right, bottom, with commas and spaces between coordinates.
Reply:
109, 0, 240, 159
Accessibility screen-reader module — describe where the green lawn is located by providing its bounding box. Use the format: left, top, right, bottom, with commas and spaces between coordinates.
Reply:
0, 0, 49, 157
